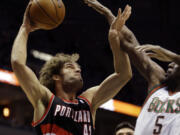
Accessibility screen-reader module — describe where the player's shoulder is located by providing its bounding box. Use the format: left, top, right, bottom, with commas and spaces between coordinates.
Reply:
80, 86, 99, 104
148, 83, 166, 96
142, 83, 166, 107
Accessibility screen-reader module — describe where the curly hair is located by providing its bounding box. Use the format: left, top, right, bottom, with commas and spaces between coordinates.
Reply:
114, 122, 134, 134
39, 53, 79, 94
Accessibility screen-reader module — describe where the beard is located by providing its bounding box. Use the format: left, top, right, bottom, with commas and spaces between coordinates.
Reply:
163, 74, 180, 92
62, 76, 83, 93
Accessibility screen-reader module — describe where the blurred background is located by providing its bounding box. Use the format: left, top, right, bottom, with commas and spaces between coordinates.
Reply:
0, 0, 179, 134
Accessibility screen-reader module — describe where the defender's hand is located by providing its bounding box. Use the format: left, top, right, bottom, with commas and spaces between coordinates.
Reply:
135, 45, 176, 62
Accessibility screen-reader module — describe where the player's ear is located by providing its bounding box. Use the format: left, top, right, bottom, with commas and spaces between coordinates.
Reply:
52, 74, 61, 81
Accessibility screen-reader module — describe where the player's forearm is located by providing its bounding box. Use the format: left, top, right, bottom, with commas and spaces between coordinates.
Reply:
116, 47, 132, 79
87, 1, 115, 25
11, 26, 30, 67
120, 40, 156, 81
121, 25, 140, 46
109, 32, 132, 78
91, 47, 132, 110
100, 6, 115, 25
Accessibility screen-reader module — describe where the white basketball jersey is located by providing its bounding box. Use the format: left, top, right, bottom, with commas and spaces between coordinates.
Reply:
134, 85, 180, 135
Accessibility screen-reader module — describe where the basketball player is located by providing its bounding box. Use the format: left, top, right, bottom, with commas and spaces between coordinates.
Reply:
84, 0, 180, 134
11, 1, 132, 134
114, 122, 134, 135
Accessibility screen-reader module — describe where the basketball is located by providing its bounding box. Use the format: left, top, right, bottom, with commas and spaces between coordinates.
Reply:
29, 0, 65, 30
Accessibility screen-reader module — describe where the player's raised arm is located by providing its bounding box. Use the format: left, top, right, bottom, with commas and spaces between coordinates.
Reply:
120, 38, 166, 89
81, 5, 132, 119
84, 0, 115, 25
11, 1, 52, 108
83, 0, 139, 47
83, 0, 166, 89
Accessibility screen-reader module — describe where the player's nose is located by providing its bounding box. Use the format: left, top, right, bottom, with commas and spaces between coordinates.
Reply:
75, 67, 81, 73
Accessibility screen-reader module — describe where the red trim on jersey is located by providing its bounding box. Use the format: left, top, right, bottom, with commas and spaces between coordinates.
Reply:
142, 84, 166, 108
41, 124, 73, 135
78, 96, 91, 107
32, 94, 55, 127
61, 98, 78, 104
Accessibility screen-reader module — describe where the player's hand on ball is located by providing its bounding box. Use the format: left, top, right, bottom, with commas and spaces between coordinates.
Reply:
22, 0, 39, 32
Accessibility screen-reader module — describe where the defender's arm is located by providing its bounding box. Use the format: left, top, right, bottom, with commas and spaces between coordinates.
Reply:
121, 39, 166, 89
83, 0, 139, 45
136, 44, 180, 65
84, 0, 165, 89
84, 0, 115, 24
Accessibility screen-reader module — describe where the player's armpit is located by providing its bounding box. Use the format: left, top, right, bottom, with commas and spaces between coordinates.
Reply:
82, 72, 131, 112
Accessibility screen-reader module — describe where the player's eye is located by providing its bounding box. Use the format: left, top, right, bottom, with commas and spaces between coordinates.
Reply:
65, 64, 74, 69
126, 133, 133, 135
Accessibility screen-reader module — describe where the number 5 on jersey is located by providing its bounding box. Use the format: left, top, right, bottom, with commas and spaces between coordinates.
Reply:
153, 115, 165, 135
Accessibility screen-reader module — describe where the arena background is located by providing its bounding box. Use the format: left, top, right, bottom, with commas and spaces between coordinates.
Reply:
0, 0, 179, 134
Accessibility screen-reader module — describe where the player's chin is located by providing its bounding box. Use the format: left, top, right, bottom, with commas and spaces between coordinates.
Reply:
74, 76, 83, 84
77, 79, 83, 88
74, 81, 83, 92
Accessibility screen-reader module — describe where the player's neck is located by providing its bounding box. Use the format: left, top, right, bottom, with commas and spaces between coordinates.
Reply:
164, 76, 180, 92
56, 90, 76, 101
55, 83, 77, 101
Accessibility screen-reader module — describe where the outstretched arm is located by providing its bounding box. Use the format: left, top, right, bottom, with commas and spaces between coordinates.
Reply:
84, 0, 115, 24
83, 0, 139, 45
11, 1, 52, 108
136, 44, 180, 65
120, 38, 166, 89
83, 0, 165, 88
81, 5, 132, 121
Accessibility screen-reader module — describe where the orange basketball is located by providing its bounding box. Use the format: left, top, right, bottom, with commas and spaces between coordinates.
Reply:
29, 0, 65, 30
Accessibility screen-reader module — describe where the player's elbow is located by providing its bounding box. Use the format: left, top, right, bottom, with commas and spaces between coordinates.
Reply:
124, 70, 132, 82
117, 69, 132, 82
11, 58, 25, 72
11, 57, 19, 67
